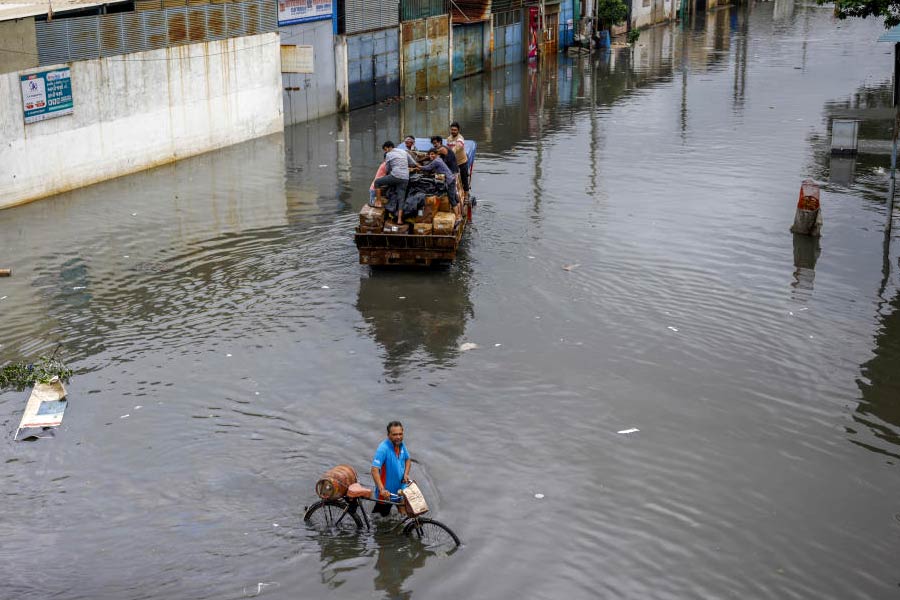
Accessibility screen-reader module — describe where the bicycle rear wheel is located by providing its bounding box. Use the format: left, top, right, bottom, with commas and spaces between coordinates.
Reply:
402, 518, 460, 551
304, 499, 362, 532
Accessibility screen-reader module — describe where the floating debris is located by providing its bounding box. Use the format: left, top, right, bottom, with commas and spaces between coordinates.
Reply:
668, 326, 679, 332
562, 263, 581, 271
15, 377, 69, 440
534, 493, 545, 499
459, 342, 479, 352
617, 428, 640, 435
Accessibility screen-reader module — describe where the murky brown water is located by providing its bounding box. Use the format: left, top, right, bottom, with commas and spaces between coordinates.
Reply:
3, 3, 900, 598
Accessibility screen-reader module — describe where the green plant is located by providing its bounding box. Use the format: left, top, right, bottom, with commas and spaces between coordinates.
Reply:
596, 0, 628, 28
627, 29, 641, 44
0, 355, 73, 390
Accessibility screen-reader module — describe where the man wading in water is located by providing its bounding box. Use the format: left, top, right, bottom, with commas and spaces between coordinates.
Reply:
371, 421, 411, 516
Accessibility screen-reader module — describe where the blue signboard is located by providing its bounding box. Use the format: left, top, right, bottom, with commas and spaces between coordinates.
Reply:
20, 68, 73, 124
277, 0, 333, 25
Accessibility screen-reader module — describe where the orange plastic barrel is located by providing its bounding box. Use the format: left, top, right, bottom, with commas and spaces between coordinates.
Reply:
315, 464, 358, 499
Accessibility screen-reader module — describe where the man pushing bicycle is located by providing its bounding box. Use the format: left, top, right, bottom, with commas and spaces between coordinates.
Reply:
370, 420, 411, 516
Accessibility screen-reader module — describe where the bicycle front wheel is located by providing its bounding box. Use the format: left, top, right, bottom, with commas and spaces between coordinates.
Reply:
402, 517, 460, 551
304, 499, 362, 533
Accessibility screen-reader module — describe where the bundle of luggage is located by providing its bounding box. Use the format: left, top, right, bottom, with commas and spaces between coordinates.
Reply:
359, 193, 457, 235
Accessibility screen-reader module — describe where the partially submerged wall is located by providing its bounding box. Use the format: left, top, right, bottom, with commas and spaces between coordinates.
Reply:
631, 0, 675, 29
401, 15, 450, 95
0, 32, 283, 209
280, 19, 338, 125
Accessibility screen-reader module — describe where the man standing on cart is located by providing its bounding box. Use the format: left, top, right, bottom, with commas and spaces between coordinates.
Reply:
371, 421, 411, 516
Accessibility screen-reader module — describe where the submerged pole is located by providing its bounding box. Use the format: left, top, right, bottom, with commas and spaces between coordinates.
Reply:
887, 42, 900, 236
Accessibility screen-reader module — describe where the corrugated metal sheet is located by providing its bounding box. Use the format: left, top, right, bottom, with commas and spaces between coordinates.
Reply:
449, 0, 488, 23
347, 27, 400, 108
35, 0, 276, 65
35, 20, 71, 64
452, 21, 482, 78
492, 13, 522, 67
344, 0, 399, 34
400, 0, 447, 21
491, 0, 523, 14
401, 14, 448, 94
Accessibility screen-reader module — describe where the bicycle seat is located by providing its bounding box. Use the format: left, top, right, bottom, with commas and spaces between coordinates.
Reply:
347, 483, 372, 498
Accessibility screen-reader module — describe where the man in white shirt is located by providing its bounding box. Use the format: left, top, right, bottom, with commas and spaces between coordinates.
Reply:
374, 141, 411, 222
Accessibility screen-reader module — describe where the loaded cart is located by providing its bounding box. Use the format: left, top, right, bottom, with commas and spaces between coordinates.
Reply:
355, 139, 476, 267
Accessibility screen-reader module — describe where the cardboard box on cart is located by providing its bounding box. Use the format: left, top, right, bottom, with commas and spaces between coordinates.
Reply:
360, 205, 385, 228
432, 212, 455, 235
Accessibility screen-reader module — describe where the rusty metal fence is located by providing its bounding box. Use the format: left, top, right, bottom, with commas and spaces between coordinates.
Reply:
35, 0, 277, 66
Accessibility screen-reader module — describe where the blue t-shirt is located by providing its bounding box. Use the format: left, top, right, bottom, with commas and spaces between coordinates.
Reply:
372, 438, 410, 494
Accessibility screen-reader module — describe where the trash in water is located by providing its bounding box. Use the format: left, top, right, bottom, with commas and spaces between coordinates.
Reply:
226, 354, 232, 357
398, 296, 406, 299
534, 493, 545, 499
459, 342, 478, 351
494, 343, 502, 347
120, 414, 129, 419
1, 296, 8, 300
244, 582, 279, 597
318, 164, 328, 168
668, 326, 679, 332
131, 212, 137, 216
15, 377, 69, 441
528, 256, 535, 259
321, 285, 330, 289
562, 264, 581, 271
617, 428, 639, 434
72, 286, 86, 290
135, 405, 142, 410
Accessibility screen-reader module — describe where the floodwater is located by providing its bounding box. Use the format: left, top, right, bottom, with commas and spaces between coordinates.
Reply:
2, 3, 900, 599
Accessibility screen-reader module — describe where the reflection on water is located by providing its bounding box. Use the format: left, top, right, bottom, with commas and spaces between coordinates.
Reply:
356, 265, 473, 379
791, 233, 820, 302
852, 266, 900, 461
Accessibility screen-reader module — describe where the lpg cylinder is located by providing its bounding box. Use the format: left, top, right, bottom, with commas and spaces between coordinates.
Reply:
315, 464, 358, 499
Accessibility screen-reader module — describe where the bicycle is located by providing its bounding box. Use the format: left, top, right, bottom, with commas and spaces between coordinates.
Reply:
303, 477, 461, 552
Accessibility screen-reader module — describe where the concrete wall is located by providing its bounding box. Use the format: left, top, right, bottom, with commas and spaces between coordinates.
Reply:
0, 19, 38, 74
401, 15, 450, 95
280, 19, 338, 125
345, 27, 400, 110
631, 0, 675, 29
0, 32, 284, 210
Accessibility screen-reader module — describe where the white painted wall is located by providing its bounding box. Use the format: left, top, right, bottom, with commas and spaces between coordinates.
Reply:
279, 19, 338, 125
0, 32, 284, 210
631, 0, 675, 29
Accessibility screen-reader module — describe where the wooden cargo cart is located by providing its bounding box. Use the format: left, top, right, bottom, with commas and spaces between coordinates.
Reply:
355, 139, 476, 268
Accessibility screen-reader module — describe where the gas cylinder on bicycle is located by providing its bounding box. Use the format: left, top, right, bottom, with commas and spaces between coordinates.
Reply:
315, 464, 358, 499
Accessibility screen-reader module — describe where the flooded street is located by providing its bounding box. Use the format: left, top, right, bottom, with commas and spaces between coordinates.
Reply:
3, 2, 900, 598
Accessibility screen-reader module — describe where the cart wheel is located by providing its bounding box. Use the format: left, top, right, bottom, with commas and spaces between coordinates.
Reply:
304, 499, 362, 532
402, 517, 460, 551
